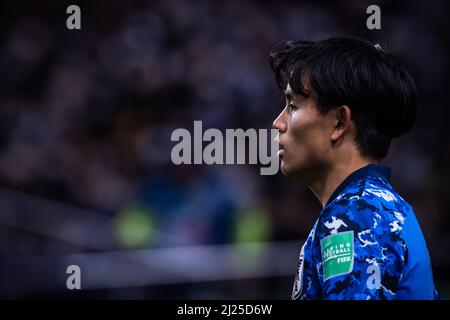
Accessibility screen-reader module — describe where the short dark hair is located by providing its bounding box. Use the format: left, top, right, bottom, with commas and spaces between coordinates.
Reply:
269, 37, 417, 160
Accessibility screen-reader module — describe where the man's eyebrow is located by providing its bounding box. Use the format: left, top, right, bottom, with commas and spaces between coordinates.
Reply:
284, 91, 294, 102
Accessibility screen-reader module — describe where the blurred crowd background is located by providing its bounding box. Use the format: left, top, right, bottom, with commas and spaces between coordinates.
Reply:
0, 0, 449, 299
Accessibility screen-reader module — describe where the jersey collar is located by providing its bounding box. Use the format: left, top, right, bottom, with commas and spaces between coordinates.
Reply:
324, 163, 392, 208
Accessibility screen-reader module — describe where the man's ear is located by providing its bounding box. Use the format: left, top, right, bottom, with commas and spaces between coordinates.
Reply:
331, 105, 352, 142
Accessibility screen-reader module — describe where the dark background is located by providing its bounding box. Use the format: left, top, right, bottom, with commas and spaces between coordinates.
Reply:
0, 0, 449, 299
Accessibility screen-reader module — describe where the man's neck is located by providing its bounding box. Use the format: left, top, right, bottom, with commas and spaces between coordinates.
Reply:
309, 158, 378, 208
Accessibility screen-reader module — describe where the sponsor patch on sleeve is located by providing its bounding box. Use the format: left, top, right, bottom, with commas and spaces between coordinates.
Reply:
320, 231, 354, 281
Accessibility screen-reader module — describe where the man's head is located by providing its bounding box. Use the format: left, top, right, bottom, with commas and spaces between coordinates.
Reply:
270, 37, 417, 181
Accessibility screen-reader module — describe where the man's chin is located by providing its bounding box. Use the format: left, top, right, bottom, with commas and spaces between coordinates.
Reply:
280, 161, 308, 183
280, 161, 292, 177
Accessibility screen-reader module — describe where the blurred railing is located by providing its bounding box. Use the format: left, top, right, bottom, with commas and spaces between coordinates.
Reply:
0, 187, 301, 297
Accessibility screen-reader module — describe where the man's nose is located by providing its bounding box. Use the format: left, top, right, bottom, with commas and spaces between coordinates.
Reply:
273, 108, 287, 133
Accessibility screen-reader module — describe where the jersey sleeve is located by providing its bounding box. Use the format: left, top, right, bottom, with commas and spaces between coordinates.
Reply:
313, 196, 408, 300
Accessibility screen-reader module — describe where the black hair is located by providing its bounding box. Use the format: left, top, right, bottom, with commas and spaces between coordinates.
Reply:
269, 37, 417, 160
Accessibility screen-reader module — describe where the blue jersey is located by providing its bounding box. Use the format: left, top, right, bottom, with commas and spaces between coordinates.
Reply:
292, 164, 438, 300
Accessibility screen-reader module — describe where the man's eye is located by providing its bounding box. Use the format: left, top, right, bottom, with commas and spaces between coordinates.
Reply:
288, 104, 297, 112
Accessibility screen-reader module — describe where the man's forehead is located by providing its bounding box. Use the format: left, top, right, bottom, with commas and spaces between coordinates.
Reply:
284, 84, 296, 101
285, 84, 293, 95
284, 81, 312, 99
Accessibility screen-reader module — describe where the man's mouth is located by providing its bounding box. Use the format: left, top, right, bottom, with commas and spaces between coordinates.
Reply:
274, 135, 284, 158
277, 148, 285, 158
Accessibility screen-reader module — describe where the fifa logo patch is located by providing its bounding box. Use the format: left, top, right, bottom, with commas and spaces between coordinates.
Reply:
320, 231, 354, 280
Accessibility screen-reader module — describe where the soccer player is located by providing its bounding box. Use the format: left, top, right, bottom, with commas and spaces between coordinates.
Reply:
270, 37, 438, 300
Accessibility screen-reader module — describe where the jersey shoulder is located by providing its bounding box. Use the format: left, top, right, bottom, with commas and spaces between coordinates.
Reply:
322, 174, 412, 232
